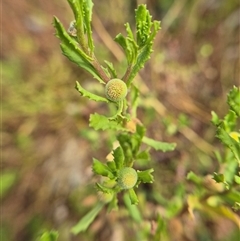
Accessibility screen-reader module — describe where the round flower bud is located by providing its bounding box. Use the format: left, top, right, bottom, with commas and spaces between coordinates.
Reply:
105, 79, 127, 102
97, 191, 114, 203
117, 167, 138, 190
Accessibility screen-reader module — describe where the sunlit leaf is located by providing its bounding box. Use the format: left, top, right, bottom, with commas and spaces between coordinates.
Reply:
53, 17, 103, 83
92, 158, 114, 178
137, 169, 154, 183
75, 81, 108, 102
228, 86, 240, 117
113, 146, 124, 169
89, 113, 126, 131
216, 127, 240, 162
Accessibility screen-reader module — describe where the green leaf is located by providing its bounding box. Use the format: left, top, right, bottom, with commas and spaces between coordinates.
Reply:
95, 183, 114, 194
128, 188, 139, 205
89, 113, 126, 131
71, 202, 104, 234
107, 194, 118, 212
53, 17, 103, 83
136, 150, 150, 162
223, 110, 237, 132
113, 146, 124, 169
37, 231, 59, 241
211, 111, 220, 126
104, 61, 117, 78
186, 171, 202, 185
115, 5, 160, 86
75, 81, 109, 102
106, 161, 117, 172
228, 86, 240, 116
216, 126, 240, 161
232, 202, 240, 212
234, 175, 240, 184
92, 158, 114, 178
137, 169, 154, 183
115, 24, 138, 64
212, 172, 229, 189
152, 215, 166, 241
123, 193, 141, 221
117, 134, 133, 165
142, 136, 176, 152
135, 4, 153, 47
130, 85, 140, 117
213, 172, 225, 182
82, 0, 94, 53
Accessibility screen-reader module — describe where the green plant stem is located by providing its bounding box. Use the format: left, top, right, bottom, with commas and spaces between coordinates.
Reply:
92, 56, 110, 83
122, 65, 133, 85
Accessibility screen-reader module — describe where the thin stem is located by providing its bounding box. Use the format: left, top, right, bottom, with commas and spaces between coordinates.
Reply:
122, 65, 133, 85
92, 55, 110, 83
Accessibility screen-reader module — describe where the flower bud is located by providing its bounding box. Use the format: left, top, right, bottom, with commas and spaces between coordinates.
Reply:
105, 79, 127, 102
117, 167, 138, 189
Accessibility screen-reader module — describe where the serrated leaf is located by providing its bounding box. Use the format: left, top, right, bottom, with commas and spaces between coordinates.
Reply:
223, 110, 237, 132
117, 134, 133, 164
113, 146, 124, 169
216, 127, 240, 161
228, 86, 240, 116
71, 202, 104, 234
37, 231, 59, 241
137, 168, 154, 183
53, 17, 103, 83
104, 61, 117, 78
92, 158, 114, 178
75, 81, 109, 102
135, 4, 153, 47
89, 113, 126, 131
142, 136, 176, 152
82, 0, 94, 53
126, 44, 152, 86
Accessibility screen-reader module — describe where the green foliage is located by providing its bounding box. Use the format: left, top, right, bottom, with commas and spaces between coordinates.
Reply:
36, 230, 59, 241
115, 5, 160, 86
53, 0, 177, 237
187, 86, 240, 227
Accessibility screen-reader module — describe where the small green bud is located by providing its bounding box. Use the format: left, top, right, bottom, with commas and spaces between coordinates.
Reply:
105, 79, 127, 102
97, 191, 114, 203
117, 167, 138, 190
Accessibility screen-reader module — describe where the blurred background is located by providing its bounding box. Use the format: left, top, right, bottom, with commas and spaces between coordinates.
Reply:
2, 0, 239, 240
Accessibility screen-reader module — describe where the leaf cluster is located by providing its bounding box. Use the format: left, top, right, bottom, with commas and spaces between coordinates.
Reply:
187, 86, 240, 225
